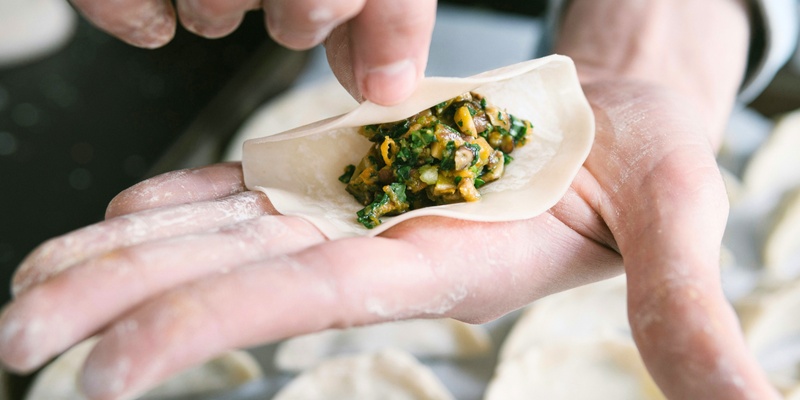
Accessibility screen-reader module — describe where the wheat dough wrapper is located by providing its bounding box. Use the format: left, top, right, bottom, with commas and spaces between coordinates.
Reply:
242, 55, 594, 239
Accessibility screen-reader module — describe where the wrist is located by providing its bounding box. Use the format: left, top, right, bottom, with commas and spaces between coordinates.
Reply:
555, 0, 751, 141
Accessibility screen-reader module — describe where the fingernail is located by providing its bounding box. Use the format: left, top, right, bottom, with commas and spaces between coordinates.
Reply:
362, 59, 418, 106
129, 11, 176, 49
0, 308, 47, 372
82, 354, 133, 400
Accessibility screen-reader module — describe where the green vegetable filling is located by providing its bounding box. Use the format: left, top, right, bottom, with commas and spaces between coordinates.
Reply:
341, 92, 535, 228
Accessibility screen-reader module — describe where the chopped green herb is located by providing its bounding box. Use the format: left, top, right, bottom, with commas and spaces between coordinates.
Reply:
338, 164, 356, 183
440, 141, 457, 171
395, 165, 411, 182
344, 92, 534, 228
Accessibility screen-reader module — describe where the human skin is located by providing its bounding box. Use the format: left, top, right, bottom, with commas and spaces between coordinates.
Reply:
0, 0, 780, 399
67, 0, 436, 105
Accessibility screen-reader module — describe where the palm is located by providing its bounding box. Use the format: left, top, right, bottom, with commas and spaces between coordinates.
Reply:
0, 82, 775, 399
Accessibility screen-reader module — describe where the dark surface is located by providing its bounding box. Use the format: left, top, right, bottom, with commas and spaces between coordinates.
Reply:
0, 11, 299, 307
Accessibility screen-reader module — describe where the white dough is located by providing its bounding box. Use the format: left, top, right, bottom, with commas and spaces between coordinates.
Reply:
743, 110, 800, 199
484, 338, 664, 400
275, 318, 491, 372
242, 55, 595, 239
736, 280, 800, 392
720, 166, 745, 206
272, 349, 454, 400
763, 188, 800, 281
499, 275, 629, 362
25, 338, 263, 400
225, 79, 358, 161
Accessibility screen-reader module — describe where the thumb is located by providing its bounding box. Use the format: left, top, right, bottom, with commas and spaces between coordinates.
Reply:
324, 0, 435, 105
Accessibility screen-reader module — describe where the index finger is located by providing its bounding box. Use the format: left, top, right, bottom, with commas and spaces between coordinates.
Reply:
71, 0, 176, 48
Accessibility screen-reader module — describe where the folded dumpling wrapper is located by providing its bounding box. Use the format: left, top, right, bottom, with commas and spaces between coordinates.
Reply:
242, 55, 594, 239
485, 338, 664, 400
274, 318, 491, 372
25, 338, 263, 400
272, 349, 454, 400
736, 280, 800, 392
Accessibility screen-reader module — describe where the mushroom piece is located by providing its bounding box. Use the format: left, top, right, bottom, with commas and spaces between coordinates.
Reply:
482, 150, 505, 183
454, 145, 476, 171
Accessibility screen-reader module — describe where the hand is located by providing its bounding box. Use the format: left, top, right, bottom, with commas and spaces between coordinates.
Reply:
0, 80, 777, 399
68, 0, 435, 105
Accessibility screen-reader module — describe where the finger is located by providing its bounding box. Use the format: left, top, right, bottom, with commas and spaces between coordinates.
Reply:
0, 215, 324, 373
622, 166, 778, 399
70, 0, 176, 48
106, 162, 247, 218
263, 0, 365, 50
75, 215, 620, 400
583, 83, 779, 398
325, 0, 436, 105
380, 216, 622, 323
176, 0, 260, 38
13, 191, 274, 297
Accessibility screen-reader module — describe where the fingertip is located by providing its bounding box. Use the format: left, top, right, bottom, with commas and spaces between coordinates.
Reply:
118, 6, 177, 49
359, 59, 420, 106
128, 26, 175, 49
81, 350, 132, 400
0, 304, 50, 374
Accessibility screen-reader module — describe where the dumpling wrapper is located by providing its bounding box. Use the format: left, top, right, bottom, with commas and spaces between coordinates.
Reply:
242, 55, 594, 239
736, 280, 800, 392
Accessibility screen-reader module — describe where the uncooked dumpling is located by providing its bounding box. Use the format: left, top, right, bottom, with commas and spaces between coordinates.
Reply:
762, 188, 800, 281
743, 110, 800, 198
484, 338, 664, 400
275, 318, 490, 372
499, 275, 629, 362
242, 55, 595, 239
787, 384, 800, 400
272, 349, 454, 400
24, 338, 263, 400
720, 166, 745, 206
736, 280, 800, 392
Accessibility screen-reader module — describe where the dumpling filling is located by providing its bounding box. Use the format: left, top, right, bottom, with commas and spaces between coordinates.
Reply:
340, 92, 534, 228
